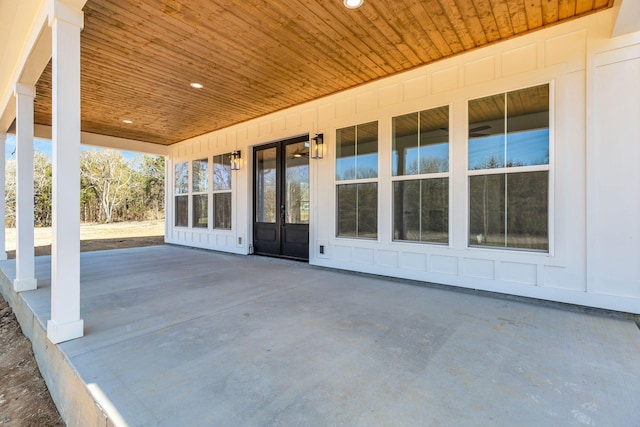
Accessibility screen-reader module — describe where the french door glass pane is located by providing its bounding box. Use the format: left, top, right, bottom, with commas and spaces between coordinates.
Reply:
285, 142, 310, 224
214, 193, 231, 229
192, 194, 208, 228
255, 147, 277, 223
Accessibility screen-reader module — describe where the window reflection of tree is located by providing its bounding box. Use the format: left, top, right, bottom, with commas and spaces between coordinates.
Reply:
192, 159, 208, 193
192, 159, 208, 228
174, 162, 189, 194
214, 193, 231, 229
393, 178, 448, 242
174, 162, 189, 227
212, 158, 231, 191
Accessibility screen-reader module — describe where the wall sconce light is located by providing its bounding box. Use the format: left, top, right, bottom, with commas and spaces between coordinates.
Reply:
310, 133, 324, 159
230, 150, 241, 170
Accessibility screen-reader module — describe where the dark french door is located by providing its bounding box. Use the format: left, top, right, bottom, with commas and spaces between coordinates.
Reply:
253, 135, 310, 260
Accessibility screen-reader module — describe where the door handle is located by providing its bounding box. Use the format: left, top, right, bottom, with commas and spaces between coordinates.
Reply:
280, 204, 285, 227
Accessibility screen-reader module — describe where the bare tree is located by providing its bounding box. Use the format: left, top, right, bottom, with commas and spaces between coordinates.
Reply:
4, 160, 16, 227
80, 150, 133, 223
33, 152, 52, 226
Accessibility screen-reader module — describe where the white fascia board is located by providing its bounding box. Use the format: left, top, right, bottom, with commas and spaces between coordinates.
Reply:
612, 0, 640, 37
32, 124, 168, 156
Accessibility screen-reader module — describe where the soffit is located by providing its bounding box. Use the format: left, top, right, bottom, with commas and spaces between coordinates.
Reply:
32, 0, 612, 145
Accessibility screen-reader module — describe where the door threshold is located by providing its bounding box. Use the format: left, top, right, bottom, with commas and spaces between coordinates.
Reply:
252, 252, 308, 263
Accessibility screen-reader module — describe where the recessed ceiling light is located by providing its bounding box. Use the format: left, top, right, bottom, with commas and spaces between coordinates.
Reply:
190, 82, 204, 89
123, 119, 133, 124
344, 0, 363, 9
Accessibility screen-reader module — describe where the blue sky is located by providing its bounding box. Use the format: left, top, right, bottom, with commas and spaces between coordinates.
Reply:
4, 134, 144, 161
468, 129, 549, 169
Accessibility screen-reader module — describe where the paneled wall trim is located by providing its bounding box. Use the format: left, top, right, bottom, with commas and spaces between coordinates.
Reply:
167, 10, 640, 314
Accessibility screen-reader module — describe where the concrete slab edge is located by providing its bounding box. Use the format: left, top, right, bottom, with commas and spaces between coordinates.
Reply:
0, 267, 114, 427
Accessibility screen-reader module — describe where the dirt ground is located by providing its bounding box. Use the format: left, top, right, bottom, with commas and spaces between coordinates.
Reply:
5, 220, 165, 259
0, 221, 165, 426
0, 299, 64, 426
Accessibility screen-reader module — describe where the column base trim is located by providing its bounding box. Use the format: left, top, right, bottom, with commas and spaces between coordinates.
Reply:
13, 277, 37, 292
47, 319, 84, 344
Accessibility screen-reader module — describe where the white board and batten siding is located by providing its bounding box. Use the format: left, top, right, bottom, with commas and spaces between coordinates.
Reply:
166, 9, 640, 314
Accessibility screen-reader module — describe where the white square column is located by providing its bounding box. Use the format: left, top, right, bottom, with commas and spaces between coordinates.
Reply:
13, 83, 37, 292
46, 0, 84, 344
0, 134, 7, 261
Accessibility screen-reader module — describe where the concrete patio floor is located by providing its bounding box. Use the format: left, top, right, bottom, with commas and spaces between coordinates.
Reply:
1, 245, 639, 426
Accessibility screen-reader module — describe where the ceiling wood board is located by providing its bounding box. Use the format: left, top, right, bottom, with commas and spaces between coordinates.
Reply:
30, 0, 612, 145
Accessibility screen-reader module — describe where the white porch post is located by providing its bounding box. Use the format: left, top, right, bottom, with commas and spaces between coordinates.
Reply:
46, 0, 84, 344
0, 134, 7, 261
13, 83, 37, 292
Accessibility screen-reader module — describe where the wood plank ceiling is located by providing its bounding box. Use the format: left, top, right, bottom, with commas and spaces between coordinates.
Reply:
32, 0, 613, 145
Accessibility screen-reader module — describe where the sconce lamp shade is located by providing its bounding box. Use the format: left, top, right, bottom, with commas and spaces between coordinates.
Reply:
311, 134, 324, 159
231, 150, 242, 170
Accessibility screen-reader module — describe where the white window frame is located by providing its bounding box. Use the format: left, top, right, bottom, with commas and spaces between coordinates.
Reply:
212, 153, 233, 230
391, 104, 452, 245
174, 160, 189, 228
466, 82, 553, 253
191, 158, 209, 229
335, 121, 380, 240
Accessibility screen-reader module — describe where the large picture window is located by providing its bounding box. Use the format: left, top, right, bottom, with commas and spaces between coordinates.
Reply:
336, 121, 378, 238
174, 162, 188, 227
392, 105, 449, 243
213, 154, 232, 229
468, 84, 550, 251
192, 159, 208, 228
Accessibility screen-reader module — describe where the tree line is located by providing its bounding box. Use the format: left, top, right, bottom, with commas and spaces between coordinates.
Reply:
5, 150, 164, 227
